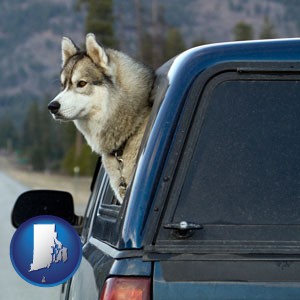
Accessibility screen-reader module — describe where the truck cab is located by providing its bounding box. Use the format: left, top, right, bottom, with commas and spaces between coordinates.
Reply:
12, 39, 300, 299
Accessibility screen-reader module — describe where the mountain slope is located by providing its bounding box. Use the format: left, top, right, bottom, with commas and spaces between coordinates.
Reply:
1, 0, 300, 126
0, 0, 84, 124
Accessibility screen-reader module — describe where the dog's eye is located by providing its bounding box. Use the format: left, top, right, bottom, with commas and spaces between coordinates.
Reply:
77, 81, 87, 88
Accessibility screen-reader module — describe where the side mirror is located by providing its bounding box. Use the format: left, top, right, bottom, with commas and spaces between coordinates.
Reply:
11, 190, 82, 232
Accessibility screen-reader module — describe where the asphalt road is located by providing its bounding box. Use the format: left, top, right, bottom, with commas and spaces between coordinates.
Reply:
0, 171, 60, 299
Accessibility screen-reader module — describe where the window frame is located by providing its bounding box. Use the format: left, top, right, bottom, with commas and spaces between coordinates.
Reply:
88, 166, 122, 246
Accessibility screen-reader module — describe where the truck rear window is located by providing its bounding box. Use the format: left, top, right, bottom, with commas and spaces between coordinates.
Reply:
158, 74, 300, 250
177, 79, 300, 225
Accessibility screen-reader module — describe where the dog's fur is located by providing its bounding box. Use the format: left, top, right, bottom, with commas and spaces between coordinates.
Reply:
48, 33, 154, 203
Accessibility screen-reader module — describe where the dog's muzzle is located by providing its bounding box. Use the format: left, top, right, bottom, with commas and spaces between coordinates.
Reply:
48, 101, 61, 114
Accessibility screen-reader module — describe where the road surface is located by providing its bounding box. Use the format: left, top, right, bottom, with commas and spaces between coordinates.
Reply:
0, 171, 60, 299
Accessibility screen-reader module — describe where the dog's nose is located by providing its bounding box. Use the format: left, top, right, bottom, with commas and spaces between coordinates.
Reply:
48, 101, 61, 114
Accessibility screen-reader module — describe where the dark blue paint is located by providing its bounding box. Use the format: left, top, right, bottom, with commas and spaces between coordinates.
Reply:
121, 39, 300, 248
153, 263, 300, 300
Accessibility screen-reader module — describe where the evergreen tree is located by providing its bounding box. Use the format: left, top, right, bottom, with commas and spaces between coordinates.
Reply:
140, 32, 155, 66
151, 0, 166, 68
0, 118, 18, 151
61, 142, 98, 176
21, 101, 45, 170
30, 145, 45, 171
39, 100, 66, 169
164, 28, 186, 61
20, 99, 66, 171
78, 0, 117, 48
259, 16, 277, 39
233, 21, 254, 41
138, 2, 167, 68
21, 102, 40, 150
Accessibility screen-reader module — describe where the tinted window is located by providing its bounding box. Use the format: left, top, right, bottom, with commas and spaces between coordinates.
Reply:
176, 80, 300, 225
159, 75, 300, 246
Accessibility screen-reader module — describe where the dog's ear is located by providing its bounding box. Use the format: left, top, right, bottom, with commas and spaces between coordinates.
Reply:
61, 37, 78, 66
86, 33, 109, 70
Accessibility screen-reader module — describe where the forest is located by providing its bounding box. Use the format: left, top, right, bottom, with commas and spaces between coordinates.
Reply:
0, 0, 279, 175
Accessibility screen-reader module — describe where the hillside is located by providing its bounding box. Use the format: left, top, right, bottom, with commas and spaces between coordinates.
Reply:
115, 0, 300, 55
0, 0, 84, 124
180, 0, 298, 44
1, 0, 300, 127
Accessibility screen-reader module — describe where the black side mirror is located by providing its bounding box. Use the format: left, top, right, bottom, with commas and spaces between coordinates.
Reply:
11, 190, 82, 230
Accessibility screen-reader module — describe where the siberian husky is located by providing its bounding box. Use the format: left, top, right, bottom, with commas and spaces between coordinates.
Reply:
48, 33, 154, 203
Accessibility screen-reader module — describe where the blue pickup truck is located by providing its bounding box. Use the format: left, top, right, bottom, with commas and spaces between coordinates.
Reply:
12, 39, 300, 299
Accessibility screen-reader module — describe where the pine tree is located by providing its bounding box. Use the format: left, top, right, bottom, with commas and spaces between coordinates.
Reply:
151, 0, 166, 67
21, 102, 40, 150
20, 99, 67, 171
78, 0, 117, 48
164, 28, 186, 61
233, 21, 254, 41
259, 16, 277, 39
61, 143, 98, 176
0, 118, 18, 151
21, 101, 45, 170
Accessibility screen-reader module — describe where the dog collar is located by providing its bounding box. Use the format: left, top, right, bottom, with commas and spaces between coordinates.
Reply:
110, 139, 127, 157
110, 140, 128, 197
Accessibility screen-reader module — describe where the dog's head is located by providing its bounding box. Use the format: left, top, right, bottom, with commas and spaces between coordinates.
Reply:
48, 33, 113, 121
